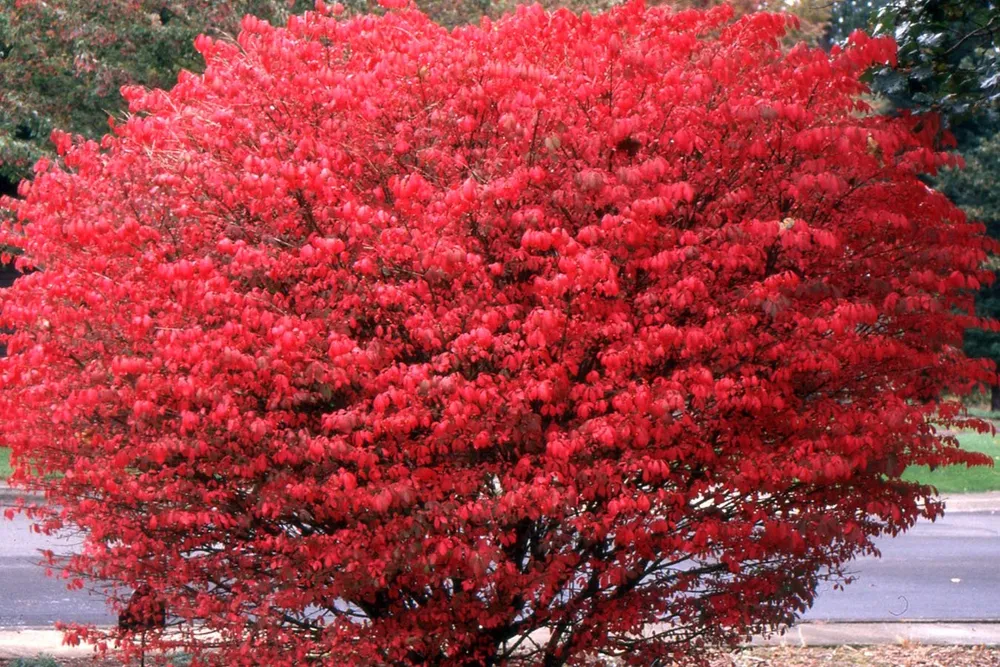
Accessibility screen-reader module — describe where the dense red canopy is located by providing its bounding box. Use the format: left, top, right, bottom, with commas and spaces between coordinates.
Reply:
0, 2, 994, 665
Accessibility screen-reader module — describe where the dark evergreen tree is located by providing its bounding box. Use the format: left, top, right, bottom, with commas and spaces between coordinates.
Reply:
856, 0, 1000, 407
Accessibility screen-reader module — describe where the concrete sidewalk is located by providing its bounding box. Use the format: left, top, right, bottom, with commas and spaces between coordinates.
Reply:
755, 621, 1000, 647
2, 622, 1000, 659
940, 492, 1000, 513
0, 629, 96, 659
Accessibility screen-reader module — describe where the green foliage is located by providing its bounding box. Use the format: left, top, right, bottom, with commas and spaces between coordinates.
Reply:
827, 0, 888, 45
0, 1, 315, 187
9, 656, 59, 667
796, 0, 999, 122
661, 0, 832, 46
869, 0, 1000, 123
415, 0, 619, 29
937, 124, 1000, 366
939, 124, 1000, 238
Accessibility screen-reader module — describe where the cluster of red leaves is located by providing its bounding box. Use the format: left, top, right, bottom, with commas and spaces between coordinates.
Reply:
0, 2, 996, 665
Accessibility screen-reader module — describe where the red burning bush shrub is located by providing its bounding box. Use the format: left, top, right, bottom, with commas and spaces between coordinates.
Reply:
0, 2, 994, 665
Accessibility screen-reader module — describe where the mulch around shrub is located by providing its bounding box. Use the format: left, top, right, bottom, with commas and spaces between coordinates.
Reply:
710, 645, 1000, 666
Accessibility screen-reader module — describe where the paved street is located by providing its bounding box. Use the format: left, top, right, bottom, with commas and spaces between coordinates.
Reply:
0, 511, 112, 627
0, 504, 998, 628
805, 510, 1000, 621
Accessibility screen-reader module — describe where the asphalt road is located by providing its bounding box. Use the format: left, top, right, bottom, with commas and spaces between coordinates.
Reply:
805, 510, 1000, 622
0, 508, 997, 628
0, 512, 113, 627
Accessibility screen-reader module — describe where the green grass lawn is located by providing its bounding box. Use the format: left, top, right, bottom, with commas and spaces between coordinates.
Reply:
902, 429, 1000, 494
0, 446, 10, 481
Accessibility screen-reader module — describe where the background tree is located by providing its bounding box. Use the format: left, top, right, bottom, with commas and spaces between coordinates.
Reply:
0, 0, 315, 193
826, 0, 888, 45
868, 0, 999, 122
661, 0, 832, 45
856, 0, 1000, 408
1, 4, 993, 665
413, 0, 624, 29
938, 123, 1000, 408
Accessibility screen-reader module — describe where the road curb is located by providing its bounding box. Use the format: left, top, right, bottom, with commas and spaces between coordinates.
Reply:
942, 492, 1000, 514
0, 628, 104, 658
755, 622, 1000, 647
0, 483, 45, 505
0, 622, 999, 658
